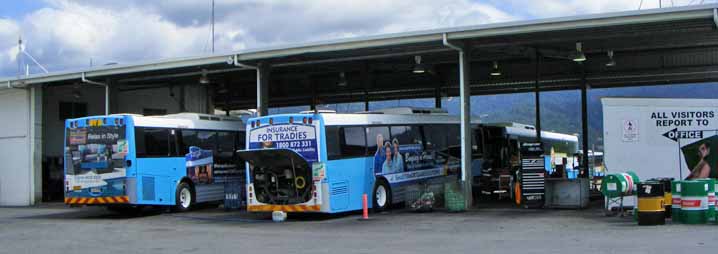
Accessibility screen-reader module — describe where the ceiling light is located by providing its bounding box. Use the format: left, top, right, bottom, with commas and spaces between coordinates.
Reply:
605, 50, 616, 67
413, 55, 426, 74
199, 69, 210, 84
573, 42, 586, 62
337, 72, 347, 87
490, 61, 501, 76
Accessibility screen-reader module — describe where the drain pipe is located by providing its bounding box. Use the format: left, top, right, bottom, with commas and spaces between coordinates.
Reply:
442, 33, 473, 209
81, 72, 109, 115
231, 55, 265, 116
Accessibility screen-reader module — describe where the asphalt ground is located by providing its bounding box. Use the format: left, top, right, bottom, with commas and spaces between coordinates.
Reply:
0, 202, 715, 254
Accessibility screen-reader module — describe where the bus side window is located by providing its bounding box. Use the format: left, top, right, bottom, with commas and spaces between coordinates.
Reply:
325, 126, 341, 160
135, 127, 171, 158
389, 125, 421, 146
423, 125, 448, 152
217, 131, 236, 161
180, 130, 216, 154
341, 127, 367, 158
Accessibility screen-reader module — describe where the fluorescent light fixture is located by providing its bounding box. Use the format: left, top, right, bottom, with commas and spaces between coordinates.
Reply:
490, 61, 501, 76
573, 42, 587, 62
606, 50, 616, 67
337, 72, 347, 87
413, 55, 426, 74
199, 69, 210, 84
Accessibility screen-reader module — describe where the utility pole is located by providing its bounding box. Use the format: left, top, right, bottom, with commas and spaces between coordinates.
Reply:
211, 0, 215, 53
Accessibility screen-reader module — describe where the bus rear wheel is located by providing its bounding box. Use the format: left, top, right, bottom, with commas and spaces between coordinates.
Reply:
173, 182, 194, 212
373, 179, 392, 212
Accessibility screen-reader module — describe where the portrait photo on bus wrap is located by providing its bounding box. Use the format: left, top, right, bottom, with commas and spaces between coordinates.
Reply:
682, 135, 718, 179
371, 125, 459, 182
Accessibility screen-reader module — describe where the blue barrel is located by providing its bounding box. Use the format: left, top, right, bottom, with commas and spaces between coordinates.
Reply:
224, 180, 245, 210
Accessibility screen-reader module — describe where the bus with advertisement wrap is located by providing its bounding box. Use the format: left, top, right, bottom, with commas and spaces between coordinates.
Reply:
64, 113, 245, 212
238, 108, 481, 213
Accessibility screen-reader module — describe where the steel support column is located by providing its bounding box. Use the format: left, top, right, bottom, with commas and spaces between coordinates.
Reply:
435, 86, 442, 108
580, 70, 590, 178
257, 63, 270, 116
443, 33, 473, 209
534, 50, 542, 141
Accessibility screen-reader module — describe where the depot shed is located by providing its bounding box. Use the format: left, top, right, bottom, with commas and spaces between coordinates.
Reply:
3, 5, 718, 205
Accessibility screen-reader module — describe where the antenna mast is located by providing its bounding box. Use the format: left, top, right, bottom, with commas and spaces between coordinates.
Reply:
211, 0, 215, 53
16, 36, 49, 76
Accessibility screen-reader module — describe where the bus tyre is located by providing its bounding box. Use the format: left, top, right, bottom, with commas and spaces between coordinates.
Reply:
173, 182, 194, 212
373, 179, 392, 212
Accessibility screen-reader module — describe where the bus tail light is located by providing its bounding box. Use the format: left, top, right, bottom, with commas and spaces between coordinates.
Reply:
269, 118, 274, 125
289, 117, 293, 124
308, 118, 313, 124
251, 121, 255, 128
302, 117, 307, 124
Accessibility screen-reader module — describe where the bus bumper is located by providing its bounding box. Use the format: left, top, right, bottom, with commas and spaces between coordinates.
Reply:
64, 196, 130, 205
247, 204, 321, 212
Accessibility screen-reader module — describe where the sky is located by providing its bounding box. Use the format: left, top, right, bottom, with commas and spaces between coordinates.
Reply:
0, 0, 710, 78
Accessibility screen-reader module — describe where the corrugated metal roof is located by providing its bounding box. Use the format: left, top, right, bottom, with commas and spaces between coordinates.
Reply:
1, 4, 717, 88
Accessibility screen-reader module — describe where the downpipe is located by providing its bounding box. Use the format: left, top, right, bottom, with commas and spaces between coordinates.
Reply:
81, 72, 109, 115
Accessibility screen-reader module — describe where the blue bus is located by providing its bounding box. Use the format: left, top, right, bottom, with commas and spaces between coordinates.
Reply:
64, 113, 245, 211
238, 108, 480, 213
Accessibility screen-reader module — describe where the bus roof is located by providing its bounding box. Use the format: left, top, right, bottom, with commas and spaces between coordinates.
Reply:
249, 113, 481, 126
498, 125, 579, 143
68, 113, 245, 131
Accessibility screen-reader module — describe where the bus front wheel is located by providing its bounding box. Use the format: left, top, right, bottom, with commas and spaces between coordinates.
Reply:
173, 182, 194, 212
372, 180, 392, 212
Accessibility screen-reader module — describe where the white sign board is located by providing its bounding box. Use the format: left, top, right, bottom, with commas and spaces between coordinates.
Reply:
622, 119, 639, 142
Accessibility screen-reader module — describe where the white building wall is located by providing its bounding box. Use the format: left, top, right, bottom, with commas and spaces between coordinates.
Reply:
0, 88, 32, 206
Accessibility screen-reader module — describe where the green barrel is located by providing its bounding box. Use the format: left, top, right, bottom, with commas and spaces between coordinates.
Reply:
636, 181, 666, 225
444, 182, 465, 212
601, 171, 640, 197
695, 178, 716, 223
671, 180, 682, 223
681, 180, 709, 224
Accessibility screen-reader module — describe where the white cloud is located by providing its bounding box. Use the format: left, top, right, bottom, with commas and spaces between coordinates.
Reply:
0, 18, 20, 71
0, 0, 709, 77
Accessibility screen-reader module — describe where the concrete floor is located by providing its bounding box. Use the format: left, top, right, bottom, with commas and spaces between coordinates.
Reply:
0, 203, 715, 254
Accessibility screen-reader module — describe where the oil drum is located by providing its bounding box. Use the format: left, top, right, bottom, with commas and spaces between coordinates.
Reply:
671, 180, 682, 223
636, 181, 665, 226
681, 180, 709, 225
695, 178, 716, 223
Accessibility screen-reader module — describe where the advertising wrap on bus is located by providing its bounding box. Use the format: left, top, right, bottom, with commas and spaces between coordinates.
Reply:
370, 128, 460, 185
248, 123, 319, 162
65, 124, 128, 198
